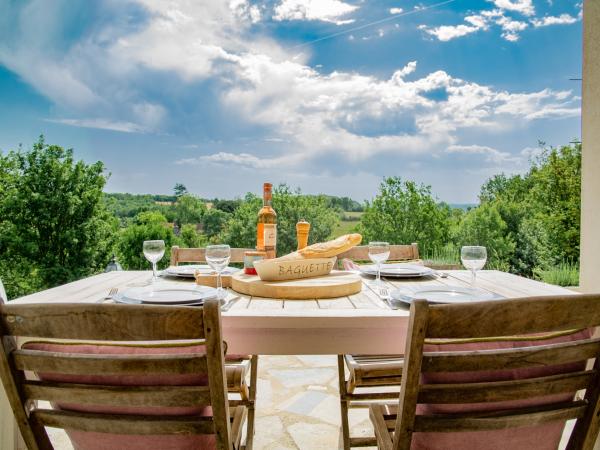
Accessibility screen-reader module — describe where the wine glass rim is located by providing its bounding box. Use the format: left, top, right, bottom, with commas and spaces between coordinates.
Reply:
461, 245, 486, 250
369, 241, 390, 246
144, 240, 165, 244
206, 244, 231, 249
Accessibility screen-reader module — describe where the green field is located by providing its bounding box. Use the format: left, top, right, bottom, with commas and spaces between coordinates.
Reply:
331, 211, 363, 238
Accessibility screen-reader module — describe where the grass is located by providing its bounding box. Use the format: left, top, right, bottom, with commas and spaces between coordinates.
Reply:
331, 211, 362, 238
534, 262, 579, 287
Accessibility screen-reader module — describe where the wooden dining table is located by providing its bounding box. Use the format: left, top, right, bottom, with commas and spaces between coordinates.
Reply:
1, 269, 577, 449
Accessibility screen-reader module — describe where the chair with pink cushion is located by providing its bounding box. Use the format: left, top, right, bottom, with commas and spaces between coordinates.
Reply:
0, 299, 249, 449
369, 294, 600, 450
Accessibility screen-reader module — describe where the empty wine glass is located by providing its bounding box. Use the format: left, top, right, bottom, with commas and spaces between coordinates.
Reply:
368, 241, 390, 286
461, 246, 487, 286
143, 240, 165, 284
206, 244, 231, 300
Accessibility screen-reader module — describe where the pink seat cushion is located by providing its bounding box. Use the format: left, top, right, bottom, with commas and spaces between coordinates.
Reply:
409, 329, 592, 450
23, 342, 219, 450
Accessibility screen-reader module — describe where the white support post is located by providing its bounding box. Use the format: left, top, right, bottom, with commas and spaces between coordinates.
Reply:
580, 0, 600, 293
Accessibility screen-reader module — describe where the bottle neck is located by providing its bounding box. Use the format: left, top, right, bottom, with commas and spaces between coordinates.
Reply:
263, 192, 272, 207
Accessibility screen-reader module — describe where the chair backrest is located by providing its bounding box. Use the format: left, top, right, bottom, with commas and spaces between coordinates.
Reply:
391, 294, 600, 450
0, 299, 233, 450
171, 246, 254, 265
337, 243, 419, 262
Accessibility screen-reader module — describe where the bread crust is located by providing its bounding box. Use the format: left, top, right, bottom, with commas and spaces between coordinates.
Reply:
297, 233, 362, 259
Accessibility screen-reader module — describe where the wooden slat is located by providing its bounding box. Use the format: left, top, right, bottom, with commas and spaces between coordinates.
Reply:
426, 294, 600, 339
0, 303, 205, 340
171, 246, 252, 265
417, 370, 595, 404
369, 404, 394, 450
22, 381, 211, 407
412, 402, 587, 432
421, 338, 600, 372
338, 244, 419, 262
203, 299, 232, 449
13, 350, 207, 375
32, 409, 215, 435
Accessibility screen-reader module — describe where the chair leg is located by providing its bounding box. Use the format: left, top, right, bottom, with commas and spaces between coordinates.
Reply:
245, 355, 258, 450
338, 355, 351, 450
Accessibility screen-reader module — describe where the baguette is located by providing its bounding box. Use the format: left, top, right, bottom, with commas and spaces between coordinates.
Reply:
279, 233, 362, 260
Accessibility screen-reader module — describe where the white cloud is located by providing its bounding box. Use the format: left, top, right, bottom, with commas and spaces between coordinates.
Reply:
531, 13, 578, 27
389, 7, 404, 14
420, 23, 484, 41
229, 0, 262, 23
496, 16, 528, 41
45, 118, 148, 133
0, 0, 580, 171
446, 144, 519, 164
489, 0, 535, 16
273, 0, 358, 25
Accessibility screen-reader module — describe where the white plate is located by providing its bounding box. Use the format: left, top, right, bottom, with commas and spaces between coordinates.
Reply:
163, 264, 238, 278
390, 286, 503, 305
360, 263, 434, 278
114, 285, 217, 305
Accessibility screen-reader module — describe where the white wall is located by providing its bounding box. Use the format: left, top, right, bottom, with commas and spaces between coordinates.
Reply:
580, 0, 600, 293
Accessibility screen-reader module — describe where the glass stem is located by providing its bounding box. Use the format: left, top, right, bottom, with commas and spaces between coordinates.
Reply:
217, 271, 223, 299
377, 262, 381, 284
152, 262, 157, 282
471, 269, 476, 286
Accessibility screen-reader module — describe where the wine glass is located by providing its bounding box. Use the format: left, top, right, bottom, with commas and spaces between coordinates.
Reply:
206, 244, 231, 300
368, 242, 390, 286
461, 246, 487, 286
143, 240, 165, 284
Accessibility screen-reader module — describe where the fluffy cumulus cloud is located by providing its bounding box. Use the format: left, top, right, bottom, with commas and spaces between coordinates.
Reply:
0, 0, 580, 174
531, 13, 578, 27
421, 0, 579, 42
273, 0, 358, 25
489, 0, 535, 16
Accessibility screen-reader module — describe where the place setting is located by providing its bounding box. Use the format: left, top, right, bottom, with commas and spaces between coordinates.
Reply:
384, 245, 504, 308
109, 240, 239, 309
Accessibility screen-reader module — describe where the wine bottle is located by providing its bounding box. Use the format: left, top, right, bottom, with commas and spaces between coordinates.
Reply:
257, 183, 277, 259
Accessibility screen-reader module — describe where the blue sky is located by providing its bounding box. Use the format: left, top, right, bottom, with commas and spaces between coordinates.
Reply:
0, 0, 582, 203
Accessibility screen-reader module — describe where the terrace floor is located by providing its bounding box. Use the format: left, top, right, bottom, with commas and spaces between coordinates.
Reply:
44, 355, 581, 450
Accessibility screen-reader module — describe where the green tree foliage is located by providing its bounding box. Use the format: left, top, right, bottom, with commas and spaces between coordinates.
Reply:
179, 224, 207, 248
117, 211, 176, 270
174, 183, 188, 197
452, 202, 515, 270
0, 137, 117, 297
472, 142, 581, 275
358, 177, 451, 254
203, 208, 231, 239
220, 186, 339, 255
173, 194, 206, 226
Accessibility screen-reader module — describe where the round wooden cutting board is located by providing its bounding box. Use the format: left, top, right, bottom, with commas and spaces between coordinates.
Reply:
231, 270, 362, 299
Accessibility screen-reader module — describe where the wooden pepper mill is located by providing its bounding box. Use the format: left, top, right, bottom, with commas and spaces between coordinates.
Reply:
296, 219, 310, 250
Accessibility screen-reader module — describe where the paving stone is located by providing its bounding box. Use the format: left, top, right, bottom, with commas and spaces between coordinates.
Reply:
288, 422, 340, 450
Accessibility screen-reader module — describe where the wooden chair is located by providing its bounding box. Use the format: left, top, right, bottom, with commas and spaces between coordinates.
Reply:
0, 299, 250, 450
170, 245, 258, 449
369, 294, 600, 450
170, 246, 254, 266
337, 243, 419, 449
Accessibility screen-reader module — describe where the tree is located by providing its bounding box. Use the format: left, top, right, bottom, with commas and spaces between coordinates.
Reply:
173, 194, 206, 226
202, 208, 231, 239
453, 202, 515, 270
117, 211, 177, 270
174, 183, 188, 197
179, 224, 207, 248
358, 177, 451, 254
220, 185, 339, 255
0, 136, 117, 296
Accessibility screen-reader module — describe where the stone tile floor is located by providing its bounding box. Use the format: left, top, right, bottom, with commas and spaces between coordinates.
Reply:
45, 354, 578, 449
